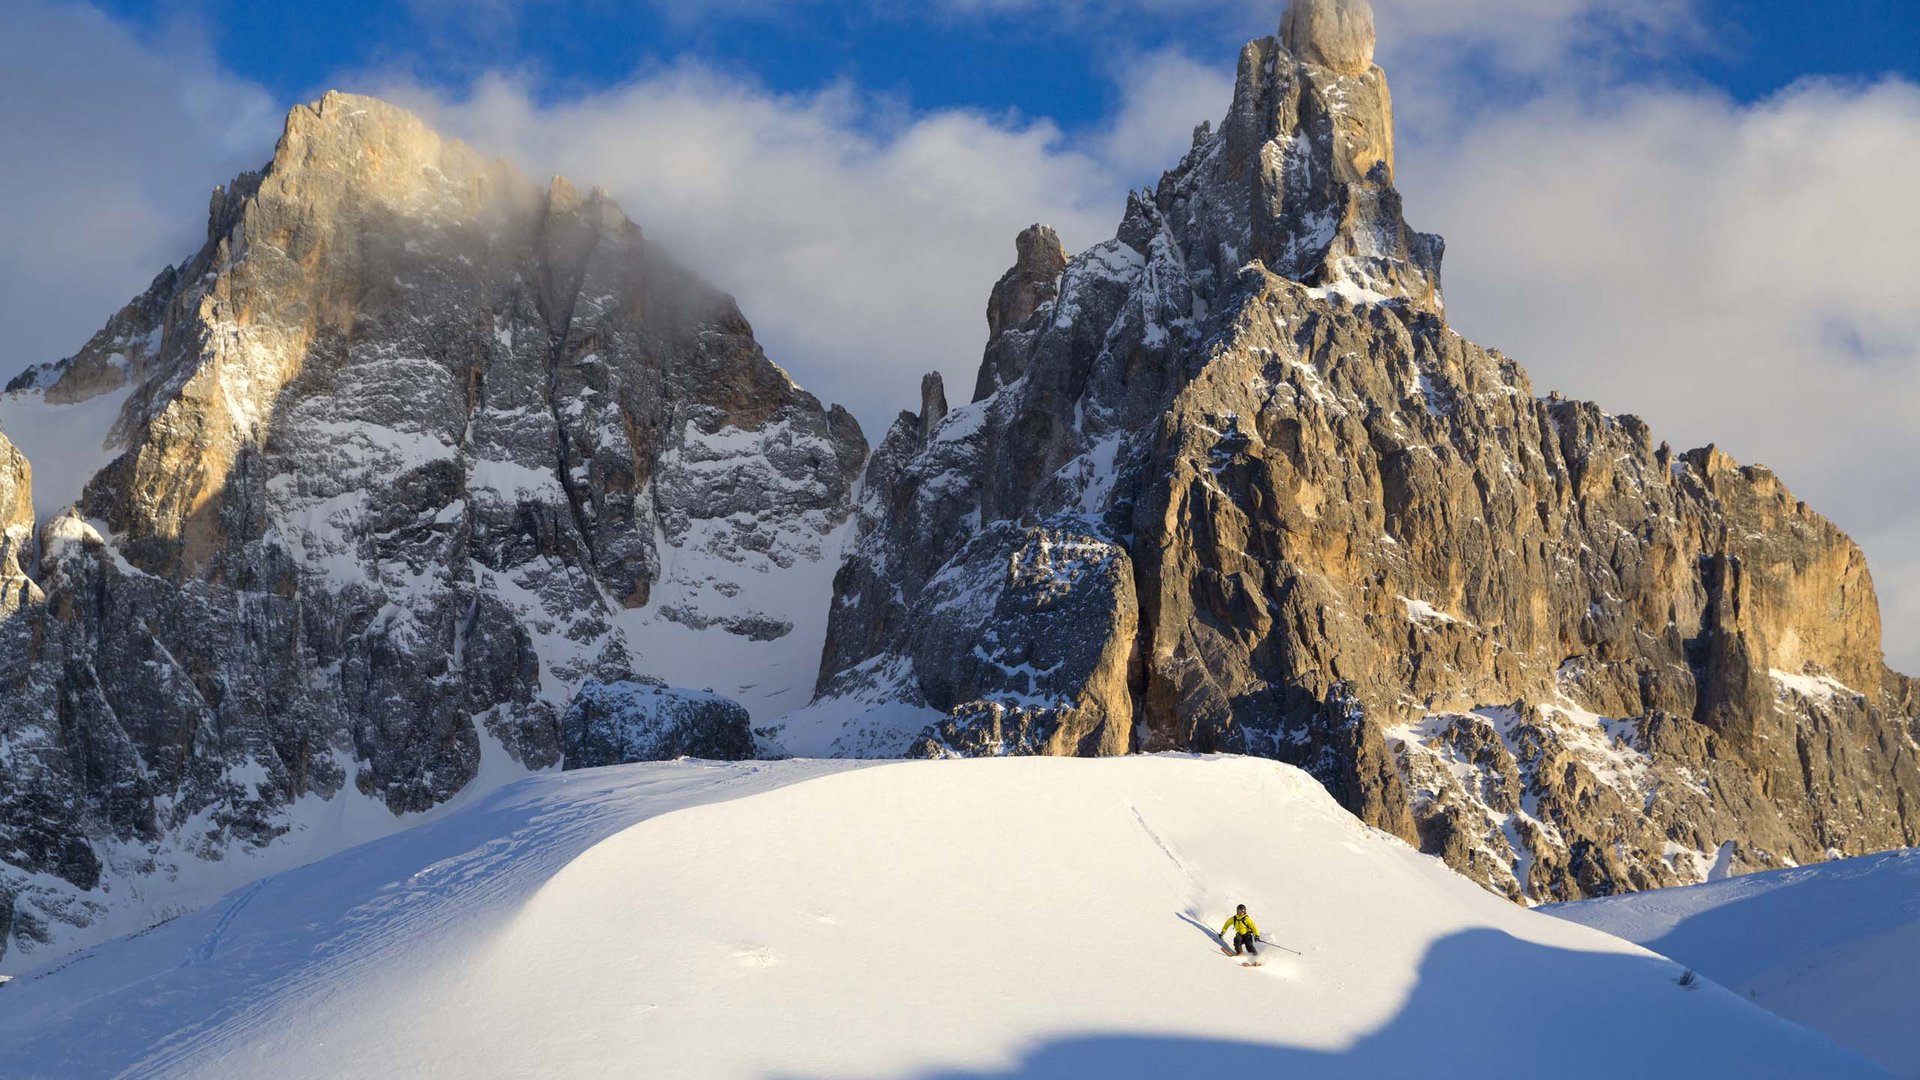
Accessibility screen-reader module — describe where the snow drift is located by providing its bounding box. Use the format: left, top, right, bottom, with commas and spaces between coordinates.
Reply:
1552, 848, 1920, 1079
0, 756, 1890, 1079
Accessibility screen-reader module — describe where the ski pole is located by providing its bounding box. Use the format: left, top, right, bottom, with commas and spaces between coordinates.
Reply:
1257, 936, 1302, 956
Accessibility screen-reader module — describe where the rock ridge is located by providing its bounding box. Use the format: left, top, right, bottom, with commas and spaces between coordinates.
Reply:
810, 3, 1920, 902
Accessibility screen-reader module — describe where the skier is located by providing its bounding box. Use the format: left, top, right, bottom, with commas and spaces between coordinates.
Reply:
1221, 904, 1260, 961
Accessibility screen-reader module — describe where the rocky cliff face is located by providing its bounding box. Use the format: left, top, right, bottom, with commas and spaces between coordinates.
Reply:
815, 0, 1920, 901
0, 435, 30, 591
0, 93, 864, 966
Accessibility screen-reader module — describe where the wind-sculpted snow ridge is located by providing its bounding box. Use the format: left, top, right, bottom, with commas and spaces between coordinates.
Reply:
0, 756, 1890, 1080
809, 0, 1920, 904
0, 91, 866, 968
1552, 848, 1920, 1079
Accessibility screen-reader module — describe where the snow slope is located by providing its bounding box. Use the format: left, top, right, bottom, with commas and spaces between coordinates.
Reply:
1552, 848, 1920, 1079
0, 757, 1890, 1080
0, 723, 537, 977
0, 384, 133, 521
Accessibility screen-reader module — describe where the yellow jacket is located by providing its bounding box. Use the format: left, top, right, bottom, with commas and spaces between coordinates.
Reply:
1222, 913, 1259, 937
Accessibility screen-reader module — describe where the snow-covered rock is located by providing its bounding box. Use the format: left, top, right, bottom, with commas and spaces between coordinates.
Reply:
0, 92, 865, 968
561, 679, 754, 766
0, 756, 1890, 1079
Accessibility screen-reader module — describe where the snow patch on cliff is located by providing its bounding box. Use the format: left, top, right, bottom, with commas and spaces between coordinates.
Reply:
0, 384, 135, 522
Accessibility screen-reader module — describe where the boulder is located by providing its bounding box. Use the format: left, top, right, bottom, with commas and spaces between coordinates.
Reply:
562, 680, 755, 767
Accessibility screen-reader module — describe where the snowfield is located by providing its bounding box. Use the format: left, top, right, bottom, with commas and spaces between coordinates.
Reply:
1552, 848, 1920, 1079
0, 383, 134, 520
0, 756, 1891, 1080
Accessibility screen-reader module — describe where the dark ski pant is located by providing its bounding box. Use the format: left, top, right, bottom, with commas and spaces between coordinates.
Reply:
1232, 932, 1259, 957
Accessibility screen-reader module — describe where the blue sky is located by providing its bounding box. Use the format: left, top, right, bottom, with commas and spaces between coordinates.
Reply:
3, 0, 1919, 667
88, 0, 1920, 142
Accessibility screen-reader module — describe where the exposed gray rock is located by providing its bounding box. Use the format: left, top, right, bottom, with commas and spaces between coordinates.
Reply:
919, 373, 949, 441
898, 522, 1138, 758
562, 679, 754, 766
974, 225, 1068, 402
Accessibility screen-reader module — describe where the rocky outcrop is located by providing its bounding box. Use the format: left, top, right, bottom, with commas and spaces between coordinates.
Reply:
0, 434, 31, 589
975, 225, 1068, 402
0, 92, 865, 966
561, 680, 754, 766
0, 439, 47, 956
1282, 0, 1376, 75
813, 0, 1920, 902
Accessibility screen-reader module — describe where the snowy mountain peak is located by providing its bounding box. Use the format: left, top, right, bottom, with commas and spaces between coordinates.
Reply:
0, 91, 865, 970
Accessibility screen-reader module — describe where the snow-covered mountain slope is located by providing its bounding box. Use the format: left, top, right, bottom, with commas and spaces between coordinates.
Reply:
0, 756, 1888, 1080
1551, 849, 1920, 1079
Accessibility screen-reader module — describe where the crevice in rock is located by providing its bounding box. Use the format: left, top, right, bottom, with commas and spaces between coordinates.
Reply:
533, 215, 606, 578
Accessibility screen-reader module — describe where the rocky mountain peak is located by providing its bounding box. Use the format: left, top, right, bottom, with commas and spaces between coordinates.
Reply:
992, 224, 1067, 338
541, 174, 628, 236
812, 8, 1918, 903
1242, 3, 1427, 304
0, 91, 867, 968
919, 372, 950, 441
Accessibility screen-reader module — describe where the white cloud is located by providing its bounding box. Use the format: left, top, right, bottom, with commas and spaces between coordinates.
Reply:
371, 64, 1179, 427
1094, 50, 1237, 178
0, 1, 279, 377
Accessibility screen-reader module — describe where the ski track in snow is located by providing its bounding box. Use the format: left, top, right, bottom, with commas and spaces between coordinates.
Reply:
186, 881, 267, 964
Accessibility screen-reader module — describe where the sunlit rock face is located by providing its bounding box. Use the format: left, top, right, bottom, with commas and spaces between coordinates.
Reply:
1282, 0, 1377, 76
0, 433, 33, 610
813, 10, 1920, 904
0, 92, 866, 967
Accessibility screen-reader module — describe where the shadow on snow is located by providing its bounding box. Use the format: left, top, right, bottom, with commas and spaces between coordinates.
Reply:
770, 928, 1891, 1080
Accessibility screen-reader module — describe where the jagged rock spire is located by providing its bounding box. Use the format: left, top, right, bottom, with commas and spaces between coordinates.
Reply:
815, 2, 1920, 906
1282, 0, 1377, 75
919, 372, 949, 441
974, 224, 1067, 402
